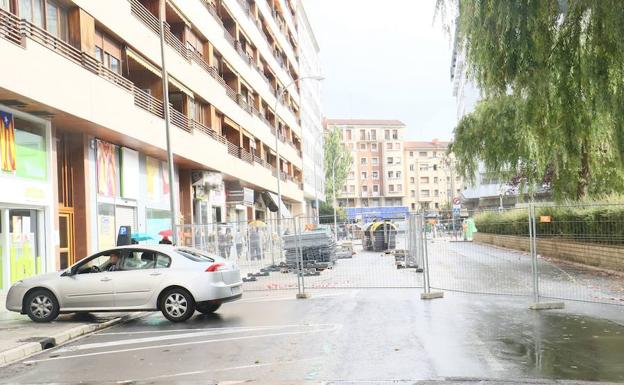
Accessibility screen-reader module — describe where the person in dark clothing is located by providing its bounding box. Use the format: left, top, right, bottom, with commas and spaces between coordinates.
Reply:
159, 236, 173, 244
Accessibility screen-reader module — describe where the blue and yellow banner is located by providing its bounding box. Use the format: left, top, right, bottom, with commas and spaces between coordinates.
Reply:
0, 111, 16, 171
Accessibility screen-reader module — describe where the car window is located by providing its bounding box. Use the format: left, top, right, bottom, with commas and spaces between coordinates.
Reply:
76, 251, 123, 274
119, 250, 172, 270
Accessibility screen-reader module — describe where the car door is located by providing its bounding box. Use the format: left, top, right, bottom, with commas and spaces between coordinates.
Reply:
58, 252, 116, 310
112, 249, 169, 308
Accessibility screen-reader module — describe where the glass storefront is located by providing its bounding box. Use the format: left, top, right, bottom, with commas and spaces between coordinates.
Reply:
0, 208, 43, 289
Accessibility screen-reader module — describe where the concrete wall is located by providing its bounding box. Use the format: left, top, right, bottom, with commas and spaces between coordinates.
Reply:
473, 233, 624, 272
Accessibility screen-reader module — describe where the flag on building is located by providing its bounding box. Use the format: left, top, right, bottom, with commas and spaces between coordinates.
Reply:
0, 111, 16, 171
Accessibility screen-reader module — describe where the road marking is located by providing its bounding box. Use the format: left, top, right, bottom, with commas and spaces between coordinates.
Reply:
99, 323, 335, 335
58, 324, 339, 353
136, 356, 324, 381
25, 326, 341, 364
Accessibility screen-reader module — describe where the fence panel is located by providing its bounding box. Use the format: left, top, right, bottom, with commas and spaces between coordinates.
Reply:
427, 207, 535, 297
532, 203, 624, 306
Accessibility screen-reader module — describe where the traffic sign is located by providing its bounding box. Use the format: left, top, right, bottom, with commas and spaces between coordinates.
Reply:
453, 197, 461, 205
452, 207, 460, 216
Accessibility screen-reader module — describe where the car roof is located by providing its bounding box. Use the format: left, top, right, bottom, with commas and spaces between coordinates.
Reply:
113, 244, 177, 252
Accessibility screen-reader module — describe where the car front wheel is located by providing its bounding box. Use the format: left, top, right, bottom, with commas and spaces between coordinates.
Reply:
25, 289, 60, 323
197, 303, 221, 314
160, 288, 195, 322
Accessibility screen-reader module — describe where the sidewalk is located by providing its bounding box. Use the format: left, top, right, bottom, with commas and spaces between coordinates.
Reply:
0, 292, 141, 366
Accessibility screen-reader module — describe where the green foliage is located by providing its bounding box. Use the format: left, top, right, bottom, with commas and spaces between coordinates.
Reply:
324, 128, 353, 204
474, 195, 624, 244
319, 201, 347, 224
448, 0, 624, 200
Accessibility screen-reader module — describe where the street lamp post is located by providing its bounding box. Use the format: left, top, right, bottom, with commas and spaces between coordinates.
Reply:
332, 153, 344, 242
272, 76, 324, 237
158, 6, 178, 244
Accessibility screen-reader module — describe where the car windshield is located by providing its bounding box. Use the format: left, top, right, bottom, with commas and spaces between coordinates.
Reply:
175, 248, 215, 262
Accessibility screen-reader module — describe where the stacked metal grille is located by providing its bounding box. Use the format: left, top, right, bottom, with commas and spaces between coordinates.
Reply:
283, 231, 337, 266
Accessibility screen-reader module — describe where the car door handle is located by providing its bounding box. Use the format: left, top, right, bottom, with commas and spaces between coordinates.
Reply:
100, 277, 112, 282
149, 272, 162, 276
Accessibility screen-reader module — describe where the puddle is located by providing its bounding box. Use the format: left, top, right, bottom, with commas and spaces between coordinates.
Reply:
493, 312, 624, 382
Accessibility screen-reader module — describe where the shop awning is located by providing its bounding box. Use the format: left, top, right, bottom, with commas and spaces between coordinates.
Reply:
262, 191, 291, 218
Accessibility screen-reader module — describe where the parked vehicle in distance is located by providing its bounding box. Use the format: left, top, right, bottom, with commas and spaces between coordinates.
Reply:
5, 245, 242, 323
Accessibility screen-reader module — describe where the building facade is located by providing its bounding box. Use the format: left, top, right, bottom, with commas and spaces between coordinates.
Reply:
326, 119, 407, 209
296, 0, 324, 219
0, 0, 321, 291
403, 140, 463, 213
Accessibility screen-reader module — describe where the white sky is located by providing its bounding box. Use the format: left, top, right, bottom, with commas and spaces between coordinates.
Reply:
302, 0, 457, 141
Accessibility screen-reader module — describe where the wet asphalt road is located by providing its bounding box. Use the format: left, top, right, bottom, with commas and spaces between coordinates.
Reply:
2, 241, 624, 384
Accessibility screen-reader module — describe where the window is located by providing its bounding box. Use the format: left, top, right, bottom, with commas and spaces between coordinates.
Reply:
121, 251, 171, 270
95, 29, 122, 74
411, 190, 415, 197
372, 171, 379, 179
433, 164, 438, 171
388, 171, 394, 178
389, 184, 394, 192
342, 185, 347, 193
387, 157, 393, 164
409, 151, 414, 157
386, 142, 392, 150
373, 184, 379, 192
420, 164, 429, 171
409, 164, 414, 171
384, 130, 390, 140
361, 185, 368, 192
348, 171, 355, 179
420, 177, 429, 184
14, 117, 48, 180
360, 130, 365, 140
371, 157, 378, 165
435, 202, 440, 209
419, 151, 428, 157
20, 0, 43, 28
434, 189, 439, 197
371, 143, 377, 151
392, 130, 398, 139
360, 157, 367, 165
349, 185, 355, 193
421, 190, 430, 197
411, 203, 416, 210
75, 253, 115, 274
410, 177, 414, 183
396, 171, 401, 178
433, 151, 437, 158
397, 184, 402, 192
45, 0, 67, 40
361, 171, 367, 179
359, 143, 366, 150
370, 130, 376, 140
345, 129, 352, 140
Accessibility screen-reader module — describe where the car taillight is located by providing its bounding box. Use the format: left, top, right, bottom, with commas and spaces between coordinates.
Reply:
206, 262, 226, 272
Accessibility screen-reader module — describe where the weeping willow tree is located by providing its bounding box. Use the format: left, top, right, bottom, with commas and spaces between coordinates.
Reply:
444, 0, 624, 200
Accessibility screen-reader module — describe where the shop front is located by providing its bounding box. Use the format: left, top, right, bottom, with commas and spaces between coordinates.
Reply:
90, 139, 179, 250
0, 106, 54, 291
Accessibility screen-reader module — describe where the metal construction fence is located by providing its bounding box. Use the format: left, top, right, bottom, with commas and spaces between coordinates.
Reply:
173, 204, 624, 307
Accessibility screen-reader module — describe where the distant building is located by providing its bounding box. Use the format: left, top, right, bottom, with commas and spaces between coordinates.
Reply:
325, 119, 407, 209
403, 140, 463, 213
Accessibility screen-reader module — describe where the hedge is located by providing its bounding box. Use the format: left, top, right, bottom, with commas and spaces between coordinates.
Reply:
473, 203, 624, 245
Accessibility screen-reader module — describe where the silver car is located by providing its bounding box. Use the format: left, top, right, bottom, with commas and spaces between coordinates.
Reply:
5, 245, 243, 323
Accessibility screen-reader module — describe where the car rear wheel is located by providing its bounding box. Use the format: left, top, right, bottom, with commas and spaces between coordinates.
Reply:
160, 288, 195, 322
25, 289, 60, 323
197, 303, 221, 314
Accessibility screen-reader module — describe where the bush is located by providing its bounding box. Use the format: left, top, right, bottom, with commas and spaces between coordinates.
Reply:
473, 200, 624, 245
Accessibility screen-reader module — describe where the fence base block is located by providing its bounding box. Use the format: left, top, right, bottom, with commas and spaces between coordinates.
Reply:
421, 291, 444, 300
296, 292, 310, 299
529, 301, 565, 310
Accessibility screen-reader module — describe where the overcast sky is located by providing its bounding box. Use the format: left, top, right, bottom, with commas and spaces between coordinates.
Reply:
302, 0, 457, 141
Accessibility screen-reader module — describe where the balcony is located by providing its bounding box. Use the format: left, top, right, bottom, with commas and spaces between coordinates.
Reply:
128, 0, 300, 155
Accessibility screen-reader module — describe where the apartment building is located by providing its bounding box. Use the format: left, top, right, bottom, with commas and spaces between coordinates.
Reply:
0, 0, 321, 290
404, 140, 463, 212
326, 119, 406, 209
296, 0, 324, 219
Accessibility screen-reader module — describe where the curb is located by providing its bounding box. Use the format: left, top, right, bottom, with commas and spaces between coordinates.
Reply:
0, 312, 148, 367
